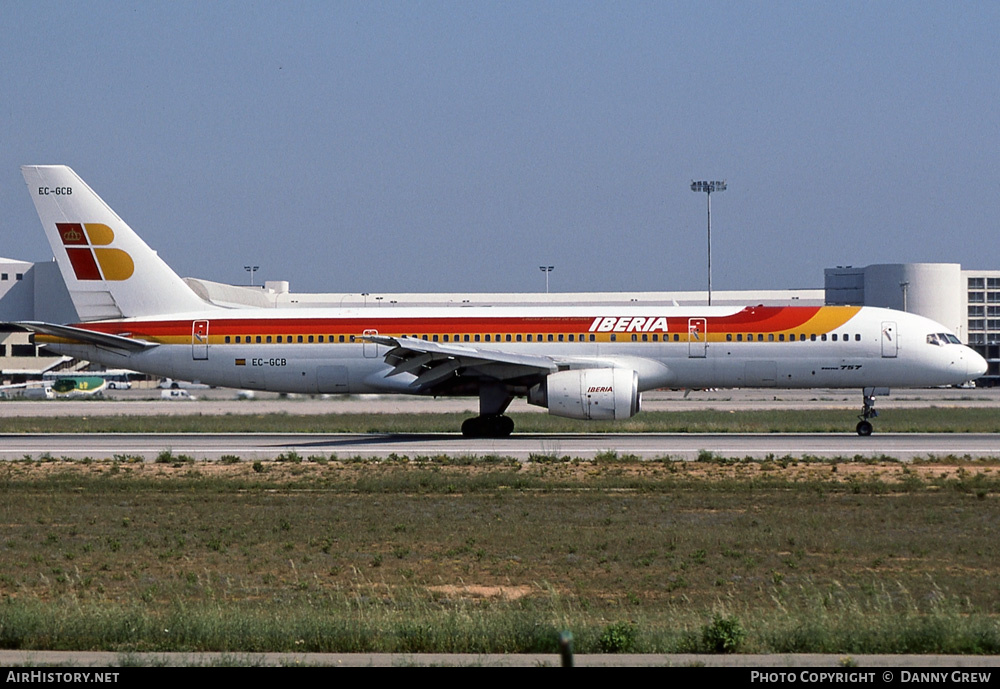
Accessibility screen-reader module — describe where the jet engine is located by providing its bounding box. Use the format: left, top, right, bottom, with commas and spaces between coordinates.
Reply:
528, 368, 640, 420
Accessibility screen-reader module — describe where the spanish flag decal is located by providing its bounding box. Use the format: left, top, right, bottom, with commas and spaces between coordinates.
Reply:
56, 223, 134, 281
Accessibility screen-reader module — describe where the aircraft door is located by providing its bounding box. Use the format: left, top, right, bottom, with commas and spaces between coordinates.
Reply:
881, 321, 897, 358
688, 318, 707, 358
192, 320, 209, 360
363, 329, 379, 358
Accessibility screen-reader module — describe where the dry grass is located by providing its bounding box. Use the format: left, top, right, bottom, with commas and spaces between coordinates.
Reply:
3, 455, 1000, 653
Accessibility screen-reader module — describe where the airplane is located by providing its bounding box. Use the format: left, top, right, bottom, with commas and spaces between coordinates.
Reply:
14, 165, 988, 437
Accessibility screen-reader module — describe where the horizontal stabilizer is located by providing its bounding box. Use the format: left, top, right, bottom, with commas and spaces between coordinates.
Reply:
15, 321, 157, 353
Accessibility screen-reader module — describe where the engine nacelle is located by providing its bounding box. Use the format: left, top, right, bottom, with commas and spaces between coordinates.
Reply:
529, 368, 640, 420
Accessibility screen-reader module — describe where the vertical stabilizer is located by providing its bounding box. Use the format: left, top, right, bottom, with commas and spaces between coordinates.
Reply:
21, 166, 212, 321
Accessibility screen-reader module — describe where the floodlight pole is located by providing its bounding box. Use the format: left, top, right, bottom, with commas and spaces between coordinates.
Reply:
244, 265, 259, 287
539, 265, 554, 294
690, 180, 726, 306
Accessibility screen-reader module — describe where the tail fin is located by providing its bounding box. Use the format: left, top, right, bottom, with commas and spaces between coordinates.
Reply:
21, 165, 211, 322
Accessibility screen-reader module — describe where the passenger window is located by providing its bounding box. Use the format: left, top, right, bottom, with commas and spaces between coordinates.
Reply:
726, 334, 733, 342
225, 336, 231, 343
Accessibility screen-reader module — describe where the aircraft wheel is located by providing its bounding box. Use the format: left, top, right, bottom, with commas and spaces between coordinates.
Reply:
498, 415, 515, 436
461, 415, 514, 438
461, 417, 483, 437
856, 420, 873, 437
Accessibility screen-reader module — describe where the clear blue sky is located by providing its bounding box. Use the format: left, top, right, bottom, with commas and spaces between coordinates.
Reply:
2, 1, 998, 294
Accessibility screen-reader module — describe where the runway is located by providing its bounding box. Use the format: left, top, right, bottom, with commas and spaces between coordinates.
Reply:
1, 432, 995, 461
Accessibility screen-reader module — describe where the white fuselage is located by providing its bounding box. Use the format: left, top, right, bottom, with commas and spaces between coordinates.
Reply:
41, 304, 984, 396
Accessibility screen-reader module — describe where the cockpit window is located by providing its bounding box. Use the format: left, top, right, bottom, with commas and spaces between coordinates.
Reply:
927, 333, 962, 346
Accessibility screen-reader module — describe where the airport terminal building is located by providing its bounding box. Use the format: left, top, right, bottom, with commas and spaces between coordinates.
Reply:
2, 257, 998, 386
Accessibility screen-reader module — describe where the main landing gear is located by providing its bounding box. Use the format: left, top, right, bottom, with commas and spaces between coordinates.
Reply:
461, 414, 515, 438
462, 385, 515, 438
856, 388, 879, 436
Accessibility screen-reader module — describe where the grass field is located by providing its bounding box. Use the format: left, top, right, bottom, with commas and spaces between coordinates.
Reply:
2, 406, 1000, 433
3, 453, 1000, 654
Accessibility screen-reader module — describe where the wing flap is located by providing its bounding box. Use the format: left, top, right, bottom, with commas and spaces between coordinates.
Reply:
363, 334, 558, 391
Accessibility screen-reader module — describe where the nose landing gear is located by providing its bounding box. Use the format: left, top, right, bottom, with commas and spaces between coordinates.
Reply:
856, 388, 879, 436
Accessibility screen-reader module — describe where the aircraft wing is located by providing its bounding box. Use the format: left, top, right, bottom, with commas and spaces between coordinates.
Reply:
365, 335, 559, 391
14, 321, 158, 353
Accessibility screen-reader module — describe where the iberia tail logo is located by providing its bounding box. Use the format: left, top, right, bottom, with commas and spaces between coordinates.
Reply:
56, 223, 134, 281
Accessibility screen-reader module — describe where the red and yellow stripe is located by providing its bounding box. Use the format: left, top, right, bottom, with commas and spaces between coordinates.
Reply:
35, 306, 863, 347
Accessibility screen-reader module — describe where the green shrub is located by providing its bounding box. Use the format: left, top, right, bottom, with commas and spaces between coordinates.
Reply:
599, 621, 637, 653
702, 614, 746, 653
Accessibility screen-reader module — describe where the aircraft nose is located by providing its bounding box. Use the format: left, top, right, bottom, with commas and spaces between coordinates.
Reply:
968, 347, 988, 379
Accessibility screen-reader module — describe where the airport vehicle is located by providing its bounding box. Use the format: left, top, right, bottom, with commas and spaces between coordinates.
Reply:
1, 375, 106, 399
99, 369, 133, 390
157, 378, 209, 390
44, 369, 131, 390
161, 388, 196, 401
15, 165, 987, 436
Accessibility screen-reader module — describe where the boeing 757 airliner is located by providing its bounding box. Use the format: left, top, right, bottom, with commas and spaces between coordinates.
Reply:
15, 165, 987, 437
